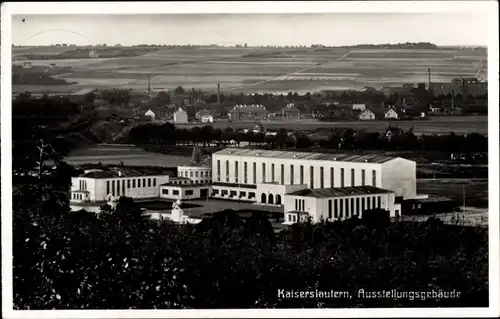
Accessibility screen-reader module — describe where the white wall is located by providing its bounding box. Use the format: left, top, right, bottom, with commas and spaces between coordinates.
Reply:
212, 153, 383, 190
159, 185, 212, 201
71, 175, 171, 203
174, 111, 188, 123
284, 192, 398, 224
178, 166, 212, 184
381, 158, 417, 199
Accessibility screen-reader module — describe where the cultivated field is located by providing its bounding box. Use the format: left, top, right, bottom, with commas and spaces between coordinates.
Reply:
12, 46, 487, 94
64, 145, 191, 167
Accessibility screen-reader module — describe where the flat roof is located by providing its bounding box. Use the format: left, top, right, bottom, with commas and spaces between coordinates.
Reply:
160, 183, 211, 188
79, 167, 169, 179
213, 148, 396, 164
286, 186, 393, 198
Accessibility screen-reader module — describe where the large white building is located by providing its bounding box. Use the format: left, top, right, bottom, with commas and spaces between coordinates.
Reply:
70, 167, 172, 212
211, 148, 420, 222
283, 186, 400, 224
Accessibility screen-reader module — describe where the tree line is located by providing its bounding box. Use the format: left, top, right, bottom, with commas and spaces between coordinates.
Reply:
127, 123, 488, 154
13, 183, 488, 309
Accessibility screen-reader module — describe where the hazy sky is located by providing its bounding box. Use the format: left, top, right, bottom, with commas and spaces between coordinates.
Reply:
12, 13, 489, 46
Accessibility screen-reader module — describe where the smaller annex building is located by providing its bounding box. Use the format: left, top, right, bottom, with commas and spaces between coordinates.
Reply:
283, 186, 401, 224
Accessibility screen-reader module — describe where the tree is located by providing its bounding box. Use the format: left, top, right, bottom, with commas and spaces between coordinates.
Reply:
83, 92, 96, 105
155, 91, 171, 105
174, 86, 186, 95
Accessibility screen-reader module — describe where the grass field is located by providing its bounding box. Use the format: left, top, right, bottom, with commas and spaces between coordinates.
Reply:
175, 115, 488, 135
12, 47, 487, 94
417, 178, 488, 208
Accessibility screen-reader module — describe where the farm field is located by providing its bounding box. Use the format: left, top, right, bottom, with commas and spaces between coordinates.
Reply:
175, 115, 488, 135
64, 145, 191, 167
12, 46, 487, 94
417, 178, 488, 208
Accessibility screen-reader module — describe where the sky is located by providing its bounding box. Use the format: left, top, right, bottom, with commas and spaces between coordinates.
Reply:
11, 13, 489, 47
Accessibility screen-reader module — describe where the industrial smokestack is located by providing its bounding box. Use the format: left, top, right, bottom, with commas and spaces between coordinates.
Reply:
147, 74, 151, 96
192, 87, 195, 103
217, 84, 221, 104
427, 68, 431, 90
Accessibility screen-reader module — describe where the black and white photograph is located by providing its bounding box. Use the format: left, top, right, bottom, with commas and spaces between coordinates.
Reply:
1, 1, 499, 318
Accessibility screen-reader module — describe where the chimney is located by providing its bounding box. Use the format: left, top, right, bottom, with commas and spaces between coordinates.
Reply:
192, 87, 195, 104
427, 68, 431, 90
217, 84, 221, 104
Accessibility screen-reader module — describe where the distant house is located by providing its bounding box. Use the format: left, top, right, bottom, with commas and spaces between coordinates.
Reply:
145, 109, 156, 121
23, 62, 32, 68
358, 109, 376, 120
228, 104, 269, 121
384, 108, 406, 120
281, 103, 300, 119
352, 103, 366, 111
200, 115, 214, 123
49, 63, 57, 68
174, 108, 188, 123
195, 109, 213, 120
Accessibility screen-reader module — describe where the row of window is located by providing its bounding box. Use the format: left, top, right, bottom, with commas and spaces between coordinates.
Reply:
326, 196, 382, 220
212, 189, 256, 199
78, 180, 88, 191
162, 189, 196, 196
216, 160, 377, 188
105, 178, 157, 197
178, 170, 211, 178
72, 193, 85, 200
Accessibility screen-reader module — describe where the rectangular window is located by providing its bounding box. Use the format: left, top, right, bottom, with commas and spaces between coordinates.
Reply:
253, 162, 257, 184
132, 179, 136, 188
300, 165, 304, 185
302, 200, 305, 211
217, 160, 221, 181
378, 196, 382, 208
235, 161, 239, 182
351, 169, 355, 186
310, 166, 314, 188
127, 180, 131, 189
271, 164, 275, 182
143, 178, 146, 187
148, 178, 151, 187
244, 162, 248, 184
185, 190, 194, 196
372, 170, 376, 186
334, 199, 338, 218
339, 199, 344, 218
248, 192, 255, 199
106, 181, 110, 195
362, 197, 366, 212
362, 169, 366, 186
281, 164, 284, 185
328, 199, 332, 219
162, 189, 169, 195
288, 214, 292, 222
319, 167, 324, 188
173, 190, 179, 195
122, 180, 125, 195
262, 163, 266, 183
240, 191, 246, 197
372, 197, 377, 209
111, 180, 115, 196
290, 165, 294, 185
341, 168, 345, 187
367, 196, 371, 210
230, 190, 237, 197
330, 167, 334, 188
226, 161, 230, 182
213, 189, 219, 195
356, 198, 360, 216
295, 199, 298, 211
153, 178, 156, 187
345, 198, 350, 218
351, 198, 355, 215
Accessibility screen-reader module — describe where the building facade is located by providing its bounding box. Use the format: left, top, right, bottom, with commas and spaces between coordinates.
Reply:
282, 103, 300, 119
174, 108, 188, 123
283, 186, 401, 224
211, 148, 417, 202
228, 105, 269, 121
358, 109, 376, 120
